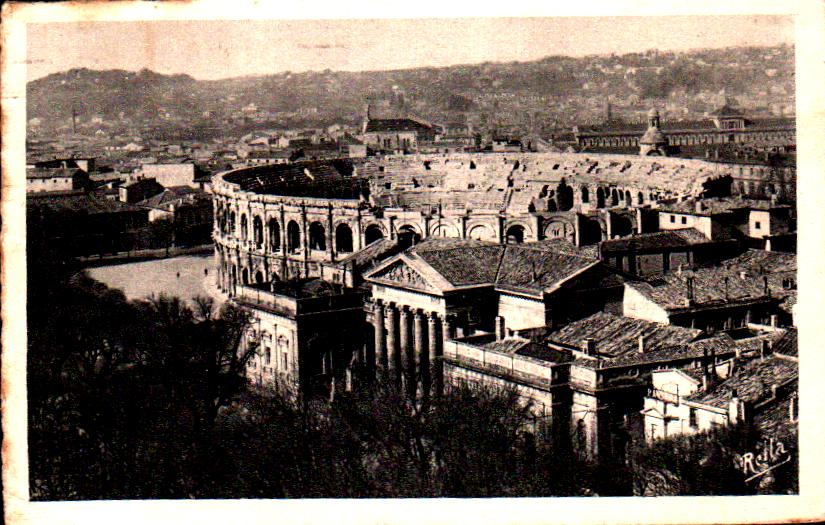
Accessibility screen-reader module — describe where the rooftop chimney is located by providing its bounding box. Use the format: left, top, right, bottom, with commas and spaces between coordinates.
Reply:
739, 270, 748, 280
495, 316, 506, 341
582, 338, 597, 357
684, 275, 696, 307
771, 383, 779, 399
638, 334, 647, 354
695, 200, 703, 213
760, 339, 770, 360
770, 314, 778, 328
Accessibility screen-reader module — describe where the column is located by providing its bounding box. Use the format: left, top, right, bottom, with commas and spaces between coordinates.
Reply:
399, 306, 413, 395
413, 310, 426, 398
427, 313, 443, 397
385, 304, 401, 386
373, 300, 386, 374
327, 204, 335, 263
279, 206, 287, 278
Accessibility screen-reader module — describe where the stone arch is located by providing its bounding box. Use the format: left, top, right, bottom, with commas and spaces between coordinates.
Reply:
287, 220, 301, 253
255, 270, 264, 284
596, 187, 606, 209
556, 177, 573, 211
637, 191, 644, 205
431, 223, 460, 238
611, 214, 634, 238
579, 216, 604, 245
335, 223, 354, 254
547, 198, 558, 212
309, 222, 327, 251
228, 211, 236, 236
268, 218, 280, 251
240, 213, 248, 241
467, 223, 496, 241
624, 190, 632, 207
242, 267, 250, 285
581, 186, 590, 204
398, 224, 422, 249
505, 224, 525, 244
610, 189, 620, 207
364, 224, 385, 245
543, 219, 575, 242
252, 215, 263, 248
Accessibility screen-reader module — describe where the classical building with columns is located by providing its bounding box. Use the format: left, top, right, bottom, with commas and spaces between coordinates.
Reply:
210, 151, 795, 412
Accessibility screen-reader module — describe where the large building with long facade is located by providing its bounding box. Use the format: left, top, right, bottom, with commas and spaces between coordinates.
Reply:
211, 150, 797, 459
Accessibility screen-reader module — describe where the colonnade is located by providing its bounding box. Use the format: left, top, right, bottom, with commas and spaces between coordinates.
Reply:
369, 299, 451, 399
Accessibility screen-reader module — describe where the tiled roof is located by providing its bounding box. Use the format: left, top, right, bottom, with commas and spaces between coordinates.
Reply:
627, 264, 785, 311
722, 249, 797, 275
600, 228, 711, 253
365, 118, 432, 133
406, 239, 601, 294
495, 245, 595, 294
685, 354, 798, 408
481, 337, 531, 355
26, 191, 145, 214
515, 342, 574, 363
772, 328, 798, 358
752, 392, 797, 439
575, 332, 740, 370
27, 168, 85, 179
336, 238, 401, 272
709, 104, 745, 118
547, 312, 702, 358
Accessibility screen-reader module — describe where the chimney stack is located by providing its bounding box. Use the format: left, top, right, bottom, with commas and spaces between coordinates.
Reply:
760, 339, 770, 360
695, 200, 703, 214
684, 275, 696, 307
582, 338, 597, 356
770, 314, 778, 328
728, 390, 746, 424
638, 334, 647, 354
495, 316, 506, 341
771, 383, 779, 399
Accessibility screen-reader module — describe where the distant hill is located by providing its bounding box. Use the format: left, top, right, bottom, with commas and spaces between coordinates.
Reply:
27, 44, 794, 135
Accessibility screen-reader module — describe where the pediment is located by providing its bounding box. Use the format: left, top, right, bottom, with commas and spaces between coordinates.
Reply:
368, 259, 436, 292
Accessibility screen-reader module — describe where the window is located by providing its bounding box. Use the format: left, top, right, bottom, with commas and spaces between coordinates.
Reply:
282, 353, 289, 371
754, 221, 761, 230
689, 408, 698, 429
670, 215, 676, 223
264, 346, 271, 365
681, 217, 687, 225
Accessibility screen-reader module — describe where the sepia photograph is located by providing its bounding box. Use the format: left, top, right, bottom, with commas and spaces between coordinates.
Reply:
3, 1, 825, 524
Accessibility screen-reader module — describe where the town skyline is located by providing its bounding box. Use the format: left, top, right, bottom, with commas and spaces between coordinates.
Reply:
26, 15, 794, 82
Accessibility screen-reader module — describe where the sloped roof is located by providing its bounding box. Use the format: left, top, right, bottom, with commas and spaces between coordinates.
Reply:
685, 354, 798, 408
547, 312, 702, 358
366, 239, 606, 296
27, 167, 86, 179
365, 118, 432, 133
26, 191, 145, 214
600, 228, 711, 253
772, 328, 798, 358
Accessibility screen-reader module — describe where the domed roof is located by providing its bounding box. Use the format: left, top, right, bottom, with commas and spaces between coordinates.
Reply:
641, 126, 667, 145
647, 108, 660, 118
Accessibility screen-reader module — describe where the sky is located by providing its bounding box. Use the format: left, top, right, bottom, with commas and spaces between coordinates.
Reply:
26, 16, 794, 82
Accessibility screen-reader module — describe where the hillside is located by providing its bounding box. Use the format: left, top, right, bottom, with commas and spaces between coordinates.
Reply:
27, 44, 794, 136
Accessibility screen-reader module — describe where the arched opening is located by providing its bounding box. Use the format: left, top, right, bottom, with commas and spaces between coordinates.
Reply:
547, 199, 558, 212
287, 221, 301, 253
335, 223, 354, 254
581, 186, 590, 204
364, 224, 384, 246
228, 211, 236, 235
255, 270, 264, 284
505, 225, 525, 244
544, 221, 574, 242
397, 225, 421, 250
242, 268, 249, 285
624, 190, 632, 207
252, 216, 263, 248
556, 179, 574, 211
309, 222, 326, 251
611, 214, 634, 238
579, 217, 603, 245
637, 191, 644, 205
596, 187, 605, 209
610, 189, 620, 207
240, 214, 248, 241
468, 224, 495, 241
269, 219, 280, 251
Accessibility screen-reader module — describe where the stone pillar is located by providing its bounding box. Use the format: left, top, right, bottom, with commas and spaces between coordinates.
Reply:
385, 304, 401, 386
373, 300, 386, 374
327, 203, 335, 263
428, 313, 443, 397
279, 206, 287, 278
413, 310, 426, 398
399, 306, 414, 395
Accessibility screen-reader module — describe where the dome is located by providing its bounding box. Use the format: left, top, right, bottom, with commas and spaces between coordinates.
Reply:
640, 127, 667, 145
647, 108, 660, 118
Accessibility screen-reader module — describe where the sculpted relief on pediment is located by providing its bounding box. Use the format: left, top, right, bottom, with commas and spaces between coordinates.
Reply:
375, 261, 432, 290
